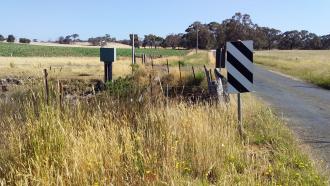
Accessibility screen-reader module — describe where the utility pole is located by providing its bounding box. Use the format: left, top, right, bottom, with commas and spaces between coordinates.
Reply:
196, 25, 199, 54
132, 34, 135, 65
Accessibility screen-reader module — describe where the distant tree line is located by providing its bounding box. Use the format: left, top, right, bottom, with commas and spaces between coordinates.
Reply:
2, 13, 330, 50
0, 34, 31, 44
57, 34, 80, 44
177, 12, 330, 50
88, 34, 116, 46
116, 12, 330, 50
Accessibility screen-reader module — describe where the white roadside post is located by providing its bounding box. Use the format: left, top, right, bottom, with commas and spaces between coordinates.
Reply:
225, 40, 254, 137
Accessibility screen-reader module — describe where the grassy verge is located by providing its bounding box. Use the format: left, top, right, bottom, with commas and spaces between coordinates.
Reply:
255, 50, 330, 89
0, 70, 327, 185
0, 42, 189, 57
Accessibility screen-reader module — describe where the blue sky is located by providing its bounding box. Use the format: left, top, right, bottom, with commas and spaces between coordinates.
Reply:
1, 0, 329, 41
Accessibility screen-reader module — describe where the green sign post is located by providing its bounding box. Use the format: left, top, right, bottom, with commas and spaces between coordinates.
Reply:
100, 48, 116, 82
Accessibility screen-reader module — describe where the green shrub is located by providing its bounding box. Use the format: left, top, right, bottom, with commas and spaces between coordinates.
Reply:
19, 38, 31, 44
178, 61, 186, 66
106, 77, 135, 98
0, 35, 5, 42
185, 71, 205, 86
7, 35, 15, 43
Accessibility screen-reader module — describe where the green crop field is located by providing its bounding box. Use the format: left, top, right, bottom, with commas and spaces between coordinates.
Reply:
0, 42, 189, 57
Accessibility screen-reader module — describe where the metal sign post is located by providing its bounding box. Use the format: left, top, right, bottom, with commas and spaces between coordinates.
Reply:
237, 93, 243, 136
225, 40, 254, 137
100, 48, 116, 82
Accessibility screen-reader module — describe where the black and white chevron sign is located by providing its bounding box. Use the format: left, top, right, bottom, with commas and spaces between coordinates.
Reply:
226, 40, 254, 93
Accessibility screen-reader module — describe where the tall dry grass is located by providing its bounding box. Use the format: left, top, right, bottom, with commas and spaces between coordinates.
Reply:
0, 71, 327, 185
255, 50, 330, 89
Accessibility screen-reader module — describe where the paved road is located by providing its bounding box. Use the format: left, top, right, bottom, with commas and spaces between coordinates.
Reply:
254, 66, 330, 166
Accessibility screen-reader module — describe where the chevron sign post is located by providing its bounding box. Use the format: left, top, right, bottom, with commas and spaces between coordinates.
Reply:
226, 40, 254, 93
225, 40, 254, 137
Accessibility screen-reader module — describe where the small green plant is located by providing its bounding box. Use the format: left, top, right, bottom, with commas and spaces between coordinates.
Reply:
178, 61, 185, 66
106, 76, 135, 97
9, 62, 15, 68
185, 71, 205, 86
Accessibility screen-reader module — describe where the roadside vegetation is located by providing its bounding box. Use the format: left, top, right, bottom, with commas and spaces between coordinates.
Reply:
0, 42, 189, 57
255, 50, 330, 89
0, 69, 327, 185
0, 50, 328, 184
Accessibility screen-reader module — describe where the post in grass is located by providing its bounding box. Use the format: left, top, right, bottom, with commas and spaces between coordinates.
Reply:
178, 61, 182, 83
192, 66, 196, 81
131, 34, 135, 65
149, 74, 153, 101
166, 59, 170, 74
58, 80, 63, 109
43, 69, 49, 105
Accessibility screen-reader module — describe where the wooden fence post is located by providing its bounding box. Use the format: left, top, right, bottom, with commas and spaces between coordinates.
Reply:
178, 61, 182, 83
149, 74, 153, 101
134, 54, 137, 64
151, 58, 154, 69
204, 65, 212, 94
141, 54, 144, 64
144, 54, 146, 64
166, 84, 169, 108
167, 59, 170, 74
209, 69, 213, 81
58, 80, 63, 108
192, 66, 196, 81
44, 69, 49, 105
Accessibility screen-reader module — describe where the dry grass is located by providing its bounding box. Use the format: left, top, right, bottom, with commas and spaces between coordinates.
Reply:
0, 69, 327, 185
0, 51, 209, 81
0, 52, 327, 185
255, 50, 330, 89
0, 57, 133, 80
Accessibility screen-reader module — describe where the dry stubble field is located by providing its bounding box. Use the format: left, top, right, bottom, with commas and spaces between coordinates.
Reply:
255, 50, 330, 89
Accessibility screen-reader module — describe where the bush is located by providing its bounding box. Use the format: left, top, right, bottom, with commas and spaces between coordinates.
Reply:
19, 38, 31, 44
0, 35, 5, 42
88, 37, 101, 46
105, 77, 137, 100
58, 35, 72, 44
178, 61, 185, 66
7, 35, 15, 43
185, 71, 205, 86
